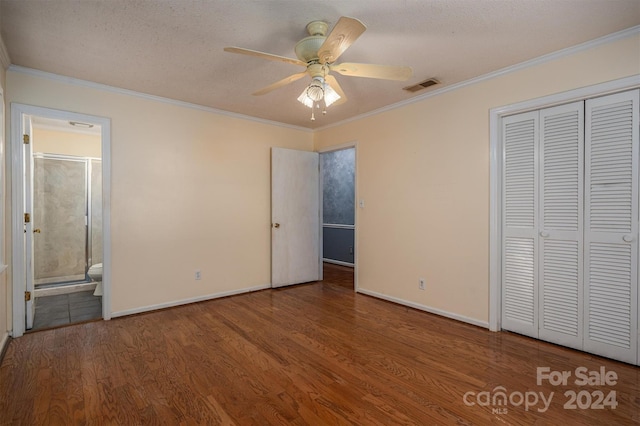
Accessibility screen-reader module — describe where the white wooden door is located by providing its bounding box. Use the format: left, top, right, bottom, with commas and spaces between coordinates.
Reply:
271, 147, 320, 287
24, 115, 35, 329
501, 111, 539, 337
538, 102, 584, 350
584, 90, 639, 364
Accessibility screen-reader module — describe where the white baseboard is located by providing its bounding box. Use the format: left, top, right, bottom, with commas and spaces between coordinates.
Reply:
322, 258, 355, 267
356, 288, 489, 329
0, 332, 10, 362
111, 284, 271, 318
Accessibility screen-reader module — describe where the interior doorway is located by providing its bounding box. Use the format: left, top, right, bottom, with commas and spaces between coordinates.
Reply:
30, 117, 103, 330
320, 145, 356, 289
11, 104, 111, 337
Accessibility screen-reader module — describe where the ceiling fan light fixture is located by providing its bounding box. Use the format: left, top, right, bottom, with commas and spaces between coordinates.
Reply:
298, 77, 323, 108
297, 76, 341, 111
297, 90, 315, 108
306, 78, 325, 101
323, 83, 341, 107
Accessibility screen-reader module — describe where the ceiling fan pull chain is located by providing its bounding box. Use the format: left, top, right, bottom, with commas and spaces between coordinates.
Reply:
321, 66, 328, 115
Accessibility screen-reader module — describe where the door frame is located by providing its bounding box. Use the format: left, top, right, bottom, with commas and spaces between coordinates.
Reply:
22, 114, 34, 328
318, 141, 358, 291
10, 103, 112, 337
488, 75, 640, 333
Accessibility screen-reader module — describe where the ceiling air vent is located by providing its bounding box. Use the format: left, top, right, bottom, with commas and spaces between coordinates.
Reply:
403, 78, 439, 93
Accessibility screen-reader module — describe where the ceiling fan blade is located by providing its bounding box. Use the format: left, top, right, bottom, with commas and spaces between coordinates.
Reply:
252, 71, 308, 96
325, 75, 347, 105
330, 62, 413, 81
224, 47, 307, 67
317, 17, 366, 64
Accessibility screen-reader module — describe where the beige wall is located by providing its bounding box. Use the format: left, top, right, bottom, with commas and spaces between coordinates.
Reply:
314, 34, 640, 325
6, 71, 313, 316
33, 128, 102, 158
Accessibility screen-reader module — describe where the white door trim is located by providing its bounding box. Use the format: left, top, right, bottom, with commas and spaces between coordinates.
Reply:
489, 75, 640, 332
318, 142, 358, 291
23, 114, 34, 329
10, 103, 112, 337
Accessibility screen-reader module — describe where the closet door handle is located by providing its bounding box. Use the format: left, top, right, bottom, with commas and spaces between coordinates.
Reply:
539, 231, 550, 238
33, 228, 41, 234
623, 234, 633, 242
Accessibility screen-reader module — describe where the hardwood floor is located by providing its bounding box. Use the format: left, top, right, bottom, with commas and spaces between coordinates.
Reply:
1, 263, 638, 425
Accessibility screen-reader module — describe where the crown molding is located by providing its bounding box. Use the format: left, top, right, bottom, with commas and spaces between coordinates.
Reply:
0, 34, 10, 70
316, 24, 640, 132
8, 65, 312, 133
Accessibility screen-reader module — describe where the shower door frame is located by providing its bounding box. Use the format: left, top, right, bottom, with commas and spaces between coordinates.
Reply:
11, 103, 112, 337
32, 153, 102, 286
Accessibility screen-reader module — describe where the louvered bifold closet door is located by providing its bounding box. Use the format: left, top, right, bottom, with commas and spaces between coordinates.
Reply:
584, 90, 639, 365
502, 111, 539, 337
538, 102, 584, 350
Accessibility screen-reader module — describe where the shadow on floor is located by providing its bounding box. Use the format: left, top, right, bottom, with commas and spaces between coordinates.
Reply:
32, 290, 102, 330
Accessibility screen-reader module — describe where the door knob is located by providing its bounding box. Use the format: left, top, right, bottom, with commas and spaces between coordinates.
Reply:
623, 234, 633, 242
33, 229, 41, 233
273, 223, 280, 228
539, 231, 550, 238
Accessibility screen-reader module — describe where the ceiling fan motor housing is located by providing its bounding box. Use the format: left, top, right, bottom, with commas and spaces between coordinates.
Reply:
294, 21, 329, 63
294, 36, 325, 63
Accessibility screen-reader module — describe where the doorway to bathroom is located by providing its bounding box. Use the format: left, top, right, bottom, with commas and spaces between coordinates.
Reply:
29, 117, 103, 329
11, 104, 112, 336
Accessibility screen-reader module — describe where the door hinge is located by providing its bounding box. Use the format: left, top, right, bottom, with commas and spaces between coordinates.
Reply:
23, 134, 30, 144
24, 213, 30, 223
24, 291, 31, 302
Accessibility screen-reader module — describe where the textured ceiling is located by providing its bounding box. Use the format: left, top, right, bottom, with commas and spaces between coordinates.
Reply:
1, 0, 639, 129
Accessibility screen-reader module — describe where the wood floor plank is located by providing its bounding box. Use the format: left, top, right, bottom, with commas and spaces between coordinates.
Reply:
1, 263, 639, 425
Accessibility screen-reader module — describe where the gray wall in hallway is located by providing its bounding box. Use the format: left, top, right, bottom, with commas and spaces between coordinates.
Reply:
322, 148, 355, 264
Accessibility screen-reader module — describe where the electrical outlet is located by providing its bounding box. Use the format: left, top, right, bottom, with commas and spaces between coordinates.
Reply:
419, 278, 425, 290
195, 270, 202, 280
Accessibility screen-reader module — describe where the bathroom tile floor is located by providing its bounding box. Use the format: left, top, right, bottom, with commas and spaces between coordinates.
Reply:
32, 290, 102, 330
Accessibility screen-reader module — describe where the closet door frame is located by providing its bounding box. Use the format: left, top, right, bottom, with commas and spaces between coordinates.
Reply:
489, 75, 640, 362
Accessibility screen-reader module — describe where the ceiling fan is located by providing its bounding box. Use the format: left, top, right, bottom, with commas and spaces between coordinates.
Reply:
224, 17, 412, 119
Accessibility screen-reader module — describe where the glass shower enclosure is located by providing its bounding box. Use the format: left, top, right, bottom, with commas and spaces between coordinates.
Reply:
32, 153, 102, 287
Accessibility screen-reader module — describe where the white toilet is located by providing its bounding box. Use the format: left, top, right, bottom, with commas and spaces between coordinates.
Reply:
88, 263, 103, 281
88, 263, 103, 296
